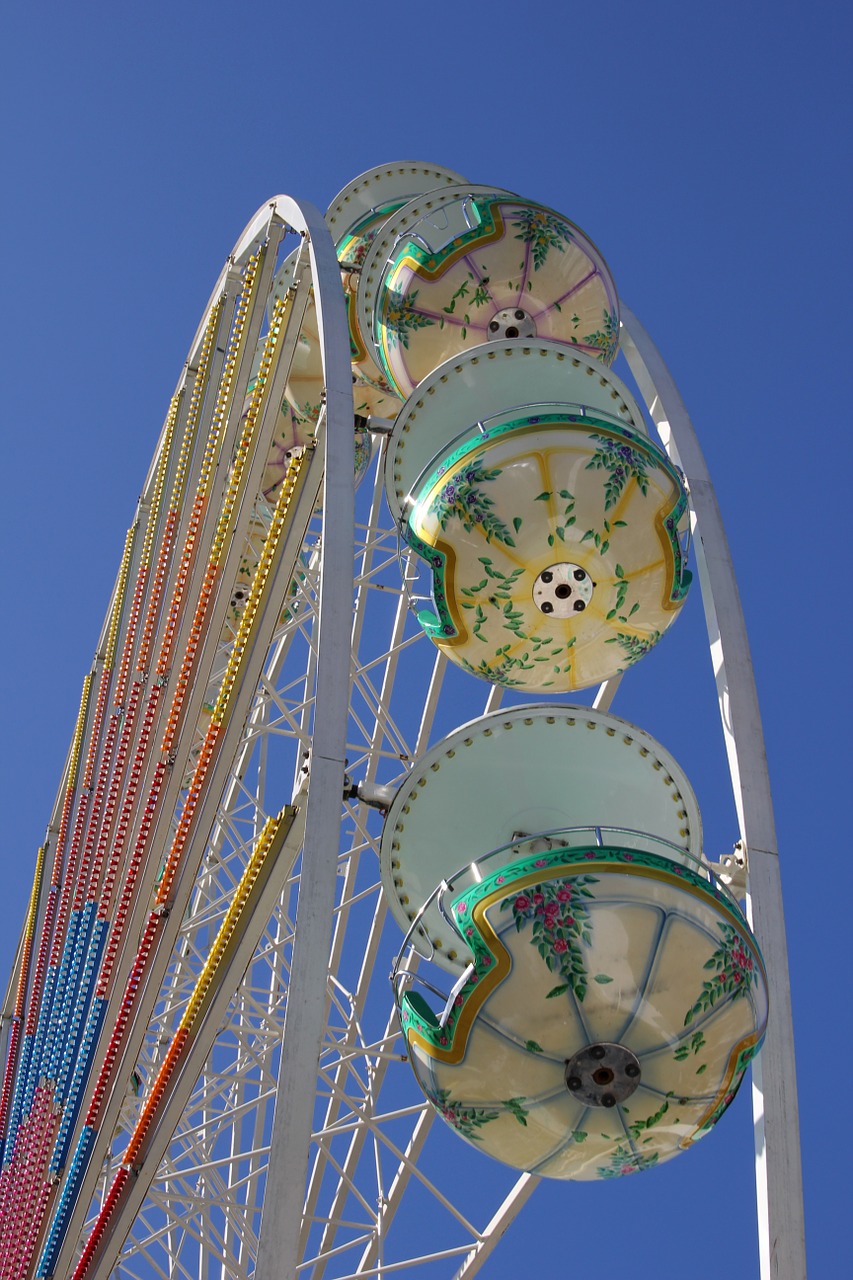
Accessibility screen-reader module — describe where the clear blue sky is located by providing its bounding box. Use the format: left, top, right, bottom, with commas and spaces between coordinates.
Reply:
0, 2, 849, 1275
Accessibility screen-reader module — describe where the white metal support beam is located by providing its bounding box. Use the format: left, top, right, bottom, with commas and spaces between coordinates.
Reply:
620, 305, 806, 1280
451, 1174, 539, 1280
254, 198, 355, 1280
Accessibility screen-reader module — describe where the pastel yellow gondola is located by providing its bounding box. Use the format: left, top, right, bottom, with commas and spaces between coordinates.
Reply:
384, 706, 767, 1181
359, 185, 619, 400
387, 341, 691, 691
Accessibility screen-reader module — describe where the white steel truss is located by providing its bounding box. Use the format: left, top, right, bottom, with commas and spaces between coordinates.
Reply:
10, 198, 803, 1280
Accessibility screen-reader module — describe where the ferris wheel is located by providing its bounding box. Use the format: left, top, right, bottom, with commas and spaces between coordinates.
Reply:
0, 164, 804, 1280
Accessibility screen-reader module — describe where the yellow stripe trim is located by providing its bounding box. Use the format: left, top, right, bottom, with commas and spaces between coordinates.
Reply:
209, 447, 307, 726
169, 299, 223, 513
104, 526, 136, 666
178, 806, 297, 1032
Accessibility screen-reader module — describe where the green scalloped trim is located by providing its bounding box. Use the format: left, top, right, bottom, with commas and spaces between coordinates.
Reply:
374, 196, 504, 386
401, 524, 454, 638
398, 844, 760, 1055
383, 195, 502, 278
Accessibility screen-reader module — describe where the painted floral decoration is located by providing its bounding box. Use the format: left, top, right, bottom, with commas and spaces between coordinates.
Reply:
383, 288, 435, 349
597, 1146, 661, 1179
684, 922, 758, 1025
428, 459, 516, 546
512, 207, 574, 270
582, 309, 619, 364
424, 1088, 530, 1141
500, 875, 598, 1002
585, 432, 650, 509
606, 630, 662, 666
425, 1088, 498, 1141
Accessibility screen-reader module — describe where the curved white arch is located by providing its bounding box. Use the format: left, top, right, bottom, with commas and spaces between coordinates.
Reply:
620, 306, 806, 1280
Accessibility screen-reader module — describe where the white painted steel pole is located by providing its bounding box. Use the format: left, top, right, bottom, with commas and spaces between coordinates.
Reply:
254, 199, 355, 1280
620, 306, 806, 1280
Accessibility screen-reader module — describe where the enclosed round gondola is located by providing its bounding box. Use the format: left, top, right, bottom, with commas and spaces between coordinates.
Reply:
387, 342, 691, 690
383, 705, 767, 1180
358, 185, 620, 399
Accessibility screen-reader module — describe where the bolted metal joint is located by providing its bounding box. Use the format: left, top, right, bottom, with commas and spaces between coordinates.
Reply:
343, 777, 398, 812
564, 1042, 642, 1108
707, 839, 748, 896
